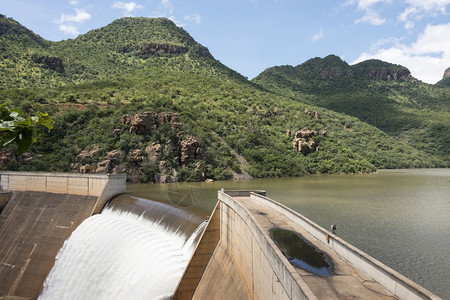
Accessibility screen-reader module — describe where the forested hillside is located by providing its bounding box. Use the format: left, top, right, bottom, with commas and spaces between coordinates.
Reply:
0, 15, 446, 182
253, 55, 449, 165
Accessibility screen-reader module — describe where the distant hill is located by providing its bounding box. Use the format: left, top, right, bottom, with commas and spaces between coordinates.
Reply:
253, 55, 449, 164
0, 16, 447, 182
436, 67, 450, 86
0, 16, 246, 89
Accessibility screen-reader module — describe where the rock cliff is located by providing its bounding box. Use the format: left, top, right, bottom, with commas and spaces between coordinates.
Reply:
75, 111, 204, 183
292, 129, 326, 155
443, 67, 450, 79
31, 55, 65, 73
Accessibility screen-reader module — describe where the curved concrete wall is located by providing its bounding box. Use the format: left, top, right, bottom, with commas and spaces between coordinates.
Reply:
216, 191, 316, 300
176, 191, 440, 300
175, 191, 317, 300
0, 171, 126, 214
249, 192, 440, 300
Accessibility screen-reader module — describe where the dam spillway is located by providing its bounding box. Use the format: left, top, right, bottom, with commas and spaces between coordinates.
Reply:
0, 171, 126, 299
40, 195, 206, 299
0, 172, 442, 299
0, 191, 98, 298
0, 172, 206, 299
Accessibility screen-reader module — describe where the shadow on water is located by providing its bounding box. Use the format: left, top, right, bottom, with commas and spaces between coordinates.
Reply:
270, 227, 333, 276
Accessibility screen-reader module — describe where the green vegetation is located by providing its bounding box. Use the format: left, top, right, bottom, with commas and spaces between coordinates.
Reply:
0, 16, 447, 182
253, 55, 449, 165
0, 104, 53, 154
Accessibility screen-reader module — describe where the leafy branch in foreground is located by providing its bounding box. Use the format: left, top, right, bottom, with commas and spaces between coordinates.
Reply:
0, 103, 53, 154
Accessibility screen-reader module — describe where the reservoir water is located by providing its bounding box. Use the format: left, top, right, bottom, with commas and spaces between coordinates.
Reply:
127, 168, 450, 299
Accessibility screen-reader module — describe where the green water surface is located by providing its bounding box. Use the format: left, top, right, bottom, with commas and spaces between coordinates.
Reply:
127, 169, 450, 299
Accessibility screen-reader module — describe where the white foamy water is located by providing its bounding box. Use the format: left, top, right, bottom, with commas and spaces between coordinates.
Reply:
39, 207, 206, 300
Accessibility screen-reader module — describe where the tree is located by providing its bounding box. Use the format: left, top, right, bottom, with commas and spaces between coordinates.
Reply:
0, 103, 53, 154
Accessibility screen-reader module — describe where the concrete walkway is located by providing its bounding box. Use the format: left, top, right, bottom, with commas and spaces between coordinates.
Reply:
235, 196, 397, 299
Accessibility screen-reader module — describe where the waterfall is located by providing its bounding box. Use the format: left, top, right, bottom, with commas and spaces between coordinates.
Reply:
39, 195, 207, 300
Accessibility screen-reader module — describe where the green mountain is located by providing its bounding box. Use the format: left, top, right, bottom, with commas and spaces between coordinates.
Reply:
253, 55, 449, 165
0, 16, 446, 182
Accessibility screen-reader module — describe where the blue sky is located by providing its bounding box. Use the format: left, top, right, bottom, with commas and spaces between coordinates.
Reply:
1, 0, 450, 83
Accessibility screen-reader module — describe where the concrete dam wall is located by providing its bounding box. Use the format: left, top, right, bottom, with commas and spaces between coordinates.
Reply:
0, 171, 126, 299
175, 191, 441, 300
0, 171, 126, 215
0, 171, 441, 299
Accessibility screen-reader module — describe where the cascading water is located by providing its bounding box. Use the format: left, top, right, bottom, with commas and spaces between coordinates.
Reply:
39, 195, 207, 300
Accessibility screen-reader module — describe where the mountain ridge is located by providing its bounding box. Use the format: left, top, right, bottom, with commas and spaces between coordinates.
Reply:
1, 16, 447, 182
253, 55, 449, 164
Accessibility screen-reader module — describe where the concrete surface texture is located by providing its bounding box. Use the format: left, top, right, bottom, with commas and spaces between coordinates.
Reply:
0, 191, 98, 299
0, 171, 126, 215
0, 172, 127, 299
0, 192, 11, 212
175, 191, 441, 300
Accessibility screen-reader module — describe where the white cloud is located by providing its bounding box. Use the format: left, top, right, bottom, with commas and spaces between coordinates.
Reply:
355, 10, 386, 25
312, 29, 324, 42
59, 8, 91, 23
399, 0, 450, 29
69, 0, 79, 5
352, 23, 450, 83
344, 0, 389, 25
161, 0, 174, 14
405, 0, 450, 12
59, 24, 79, 35
111, 1, 143, 16
344, 0, 388, 10
57, 8, 91, 36
398, 6, 419, 29
184, 14, 201, 24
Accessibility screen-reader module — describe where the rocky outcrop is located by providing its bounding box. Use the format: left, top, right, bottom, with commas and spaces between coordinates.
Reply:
436, 67, 450, 86
140, 43, 188, 55
181, 136, 202, 166
117, 43, 188, 56
353, 59, 414, 81
305, 110, 320, 119
443, 67, 450, 79
368, 68, 411, 81
106, 150, 122, 163
130, 149, 144, 163
294, 129, 318, 139
32, 55, 64, 73
76, 146, 99, 165
122, 112, 157, 135
95, 150, 123, 173
292, 129, 325, 155
96, 160, 110, 173
72, 111, 203, 182
145, 142, 162, 162
0, 151, 11, 166
122, 111, 182, 135
319, 68, 353, 79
